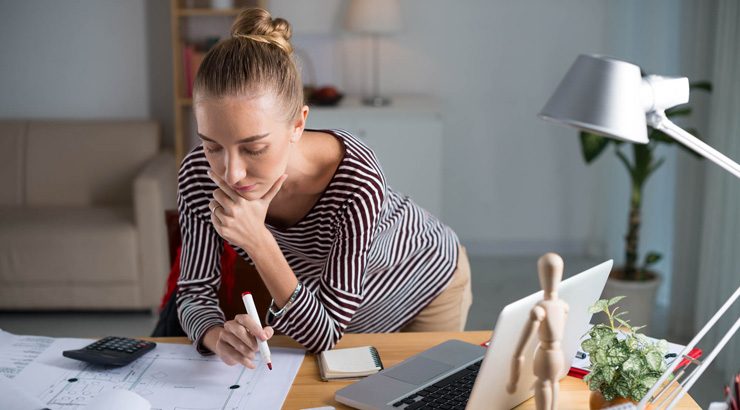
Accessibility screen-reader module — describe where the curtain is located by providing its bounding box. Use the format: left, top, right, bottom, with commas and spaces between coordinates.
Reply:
694, 0, 740, 380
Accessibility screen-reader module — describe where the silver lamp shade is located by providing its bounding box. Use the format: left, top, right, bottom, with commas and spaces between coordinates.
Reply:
539, 54, 649, 144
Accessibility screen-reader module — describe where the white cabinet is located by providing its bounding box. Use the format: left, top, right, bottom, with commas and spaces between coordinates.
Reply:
306, 96, 444, 216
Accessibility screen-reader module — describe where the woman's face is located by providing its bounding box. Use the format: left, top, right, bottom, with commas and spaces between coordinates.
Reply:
194, 93, 301, 200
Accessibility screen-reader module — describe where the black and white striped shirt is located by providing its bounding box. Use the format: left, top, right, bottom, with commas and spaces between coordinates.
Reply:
176, 129, 459, 353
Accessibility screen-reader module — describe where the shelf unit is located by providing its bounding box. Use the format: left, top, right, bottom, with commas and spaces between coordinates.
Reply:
170, 0, 266, 165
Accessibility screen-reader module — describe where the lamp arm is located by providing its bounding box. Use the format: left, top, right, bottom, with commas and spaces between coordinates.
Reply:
636, 285, 740, 409
666, 316, 740, 409
647, 111, 740, 179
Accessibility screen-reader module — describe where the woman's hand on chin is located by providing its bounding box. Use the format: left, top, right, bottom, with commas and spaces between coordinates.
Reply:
208, 170, 288, 251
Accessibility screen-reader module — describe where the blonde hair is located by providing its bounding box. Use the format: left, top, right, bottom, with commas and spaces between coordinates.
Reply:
193, 8, 303, 122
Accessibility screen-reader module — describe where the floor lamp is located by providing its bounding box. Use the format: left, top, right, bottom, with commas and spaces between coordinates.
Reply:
539, 54, 740, 409
345, 0, 401, 106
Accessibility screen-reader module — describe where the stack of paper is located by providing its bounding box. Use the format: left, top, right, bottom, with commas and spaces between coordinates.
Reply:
0, 329, 305, 410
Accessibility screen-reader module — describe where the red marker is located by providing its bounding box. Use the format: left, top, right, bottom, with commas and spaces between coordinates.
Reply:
241, 292, 272, 370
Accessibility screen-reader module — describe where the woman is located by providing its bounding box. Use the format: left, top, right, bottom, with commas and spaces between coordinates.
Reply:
177, 8, 472, 368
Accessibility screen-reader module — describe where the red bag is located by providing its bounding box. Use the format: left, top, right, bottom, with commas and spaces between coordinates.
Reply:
159, 244, 240, 312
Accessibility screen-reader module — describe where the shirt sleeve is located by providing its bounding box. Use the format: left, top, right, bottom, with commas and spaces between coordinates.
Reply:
176, 197, 226, 355
266, 183, 385, 353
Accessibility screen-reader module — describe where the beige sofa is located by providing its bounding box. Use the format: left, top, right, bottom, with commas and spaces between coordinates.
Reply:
0, 121, 176, 310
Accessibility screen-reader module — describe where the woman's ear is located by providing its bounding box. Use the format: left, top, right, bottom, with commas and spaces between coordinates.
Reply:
290, 105, 309, 143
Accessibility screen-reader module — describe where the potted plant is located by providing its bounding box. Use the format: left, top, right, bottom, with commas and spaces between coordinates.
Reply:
582, 296, 669, 409
578, 80, 711, 329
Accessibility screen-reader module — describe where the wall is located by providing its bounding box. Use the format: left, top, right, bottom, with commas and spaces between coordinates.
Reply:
274, 0, 710, 309
288, 0, 611, 255
0, 0, 150, 119
0, 1, 708, 300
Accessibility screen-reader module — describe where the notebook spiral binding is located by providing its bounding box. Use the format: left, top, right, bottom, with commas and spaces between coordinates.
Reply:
370, 346, 384, 370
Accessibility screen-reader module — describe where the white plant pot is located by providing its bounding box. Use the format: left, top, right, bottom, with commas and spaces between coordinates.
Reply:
601, 274, 661, 332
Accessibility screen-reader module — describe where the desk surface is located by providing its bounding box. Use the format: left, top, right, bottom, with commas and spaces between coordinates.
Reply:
149, 331, 700, 409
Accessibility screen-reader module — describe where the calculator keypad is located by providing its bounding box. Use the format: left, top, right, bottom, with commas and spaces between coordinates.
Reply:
63, 336, 156, 366
85, 337, 154, 354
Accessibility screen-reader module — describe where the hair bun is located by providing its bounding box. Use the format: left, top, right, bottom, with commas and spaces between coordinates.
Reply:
231, 8, 293, 55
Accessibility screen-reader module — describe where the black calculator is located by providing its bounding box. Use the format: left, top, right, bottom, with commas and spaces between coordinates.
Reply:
62, 336, 156, 366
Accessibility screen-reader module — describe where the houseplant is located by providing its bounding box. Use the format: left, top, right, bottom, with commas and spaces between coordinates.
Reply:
578, 80, 711, 328
582, 296, 669, 408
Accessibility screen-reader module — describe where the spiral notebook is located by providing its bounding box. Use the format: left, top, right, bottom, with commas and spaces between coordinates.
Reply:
318, 346, 384, 381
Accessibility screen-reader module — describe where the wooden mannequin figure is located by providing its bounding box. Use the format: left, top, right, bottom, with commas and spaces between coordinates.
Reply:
506, 253, 569, 410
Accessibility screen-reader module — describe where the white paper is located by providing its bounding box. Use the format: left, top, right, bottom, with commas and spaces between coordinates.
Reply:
0, 374, 47, 410
82, 389, 150, 410
0, 330, 305, 410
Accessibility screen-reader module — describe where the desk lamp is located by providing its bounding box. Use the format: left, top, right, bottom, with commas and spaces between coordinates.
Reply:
345, 0, 401, 106
539, 54, 740, 409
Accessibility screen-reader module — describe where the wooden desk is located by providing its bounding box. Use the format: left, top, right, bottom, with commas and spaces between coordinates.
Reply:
149, 331, 700, 409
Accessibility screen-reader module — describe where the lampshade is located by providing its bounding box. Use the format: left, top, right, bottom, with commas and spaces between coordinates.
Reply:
345, 0, 402, 35
539, 54, 649, 144
270, 0, 341, 34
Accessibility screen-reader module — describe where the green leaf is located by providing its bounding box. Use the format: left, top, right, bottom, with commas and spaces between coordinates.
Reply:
633, 144, 653, 185
656, 339, 669, 354
625, 335, 639, 350
647, 157, 665, 176
593, 350, 609, 365
642, 375, 660, 389
643, 252, 662, 267
580, 132, 610, 163
631, 385, 649, 402
602, 366, 617, 384
581, 338, 597, 353
690, 80, 712, 92
621, 355, 643, 374
646, 351, 664, 372
615, 380, 631, 400
590, 299, 609, 314
664, 106, 692, 118
636, 333, 650, 345
649, 128, 675, 144
615, 317, 632, 329
615, 148, 637, 181
606, 346, 629, 366
588, 305, 603, 315
608, 296, 626, 306
587, 374, 601, 391
603, 387, 617, 402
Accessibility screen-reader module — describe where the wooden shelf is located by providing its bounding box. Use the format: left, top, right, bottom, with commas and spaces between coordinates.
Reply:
170, 0, 265, 165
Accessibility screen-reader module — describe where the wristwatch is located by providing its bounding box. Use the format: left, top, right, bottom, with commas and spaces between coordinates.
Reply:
268, 281, 303, 319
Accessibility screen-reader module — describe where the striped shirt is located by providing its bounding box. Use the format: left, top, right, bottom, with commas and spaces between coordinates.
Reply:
176, 129, 459, 353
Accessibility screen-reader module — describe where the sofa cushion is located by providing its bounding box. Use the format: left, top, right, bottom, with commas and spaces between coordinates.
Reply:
0, 121, 26, 206
25, 121, 160, 207
0, 207, 139, 284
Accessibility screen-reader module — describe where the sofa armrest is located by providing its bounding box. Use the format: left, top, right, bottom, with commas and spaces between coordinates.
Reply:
134, 150, 177, 310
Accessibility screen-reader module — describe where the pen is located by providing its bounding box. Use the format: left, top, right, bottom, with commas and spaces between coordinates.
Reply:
241, 292, 272, 370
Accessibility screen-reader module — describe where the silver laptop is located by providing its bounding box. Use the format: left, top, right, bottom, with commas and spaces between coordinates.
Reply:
336, 259, 613, 410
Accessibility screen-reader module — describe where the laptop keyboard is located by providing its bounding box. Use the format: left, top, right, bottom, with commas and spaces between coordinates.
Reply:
391, 359, 482, 410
